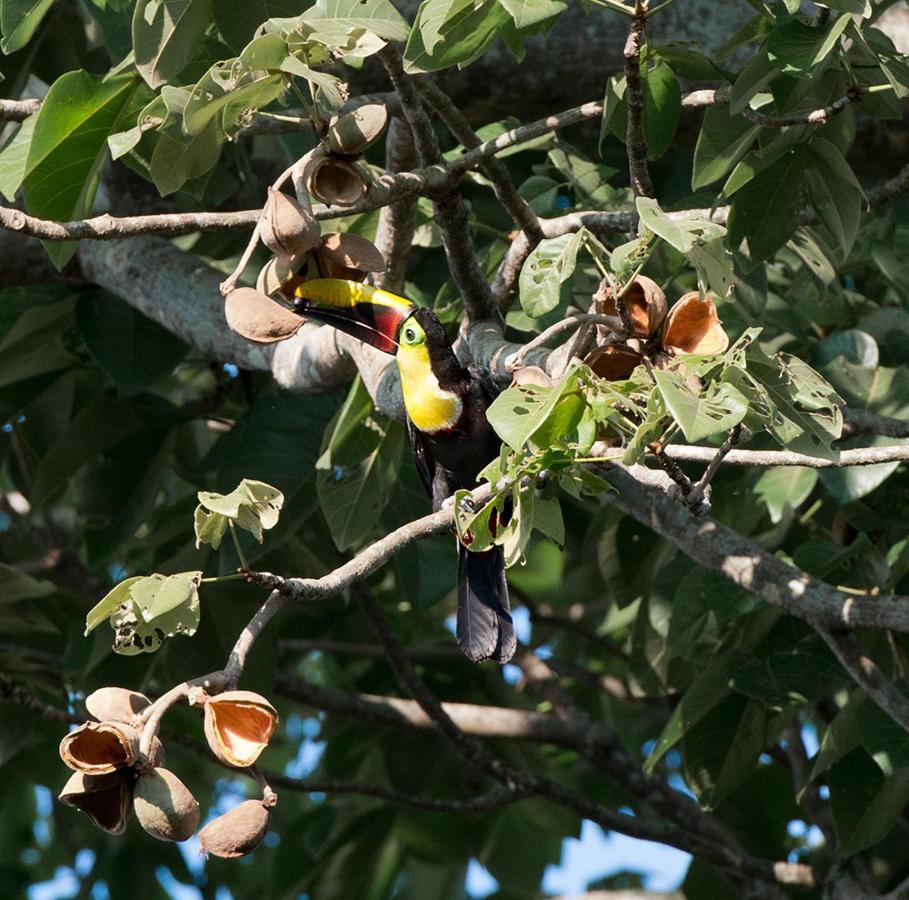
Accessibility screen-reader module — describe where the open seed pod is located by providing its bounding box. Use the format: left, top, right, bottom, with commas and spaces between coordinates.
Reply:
595, 276, 667, 338
317, 232, 386, 279
302, 147, 368, 206
327, 104, 388, 157
198, 799, 271, 859
586, 345, 643, 381
511, 366, 554, 388
59, 721, 141, 774
260, 187, 321, 256
225, 287, 304, 344
661, 291, 729, 356
85, 687, 151, 723
203, 691, 278, 768
134, 767, 200, 842
59, 770, 134, 835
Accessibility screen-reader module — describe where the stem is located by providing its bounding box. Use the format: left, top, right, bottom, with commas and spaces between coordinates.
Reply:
586, 0, 635, 14
201, 573, 248, 584
229, 522, 250, 571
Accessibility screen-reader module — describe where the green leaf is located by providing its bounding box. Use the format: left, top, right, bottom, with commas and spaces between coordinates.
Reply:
129, 571, 203, 622
688, 238, 734, 299
652, 369, 749, 442
84, 576, 144, 635
767, 13, 850, 73
642, 59, 680, 160
857, 684, 909, 773
22, 71, 140, 268
635, 197, 726, 253
754, 466, 817, 523
150, 117, 222, 195
0, 115, 36, 202
819, 436, 906, 504
0, 563, 55, 603
75, 292, 188, 397
303, 0, 409, 44
829, 748, 909, 856
193, 506, 229, 550
692, 104, 761, 190
726, 144, 810, 263
497, 0, 565, 29
213, 0, 302, 53
196, 478, 285, 544
404, 0, 511, 73
729, 46, 777, 115
805, 137, 862, 261
0, 0, 54, 53
133, 0, 214, 89
518, 231, 581, 318
816, 330, 878, 370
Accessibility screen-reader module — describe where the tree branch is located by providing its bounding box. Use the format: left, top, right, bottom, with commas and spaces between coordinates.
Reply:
622, 4, 653, 198
0, 98, 41, 121
661, 443, 909, 469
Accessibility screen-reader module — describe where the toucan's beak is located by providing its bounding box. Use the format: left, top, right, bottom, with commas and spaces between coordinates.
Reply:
291, 279, 414, 355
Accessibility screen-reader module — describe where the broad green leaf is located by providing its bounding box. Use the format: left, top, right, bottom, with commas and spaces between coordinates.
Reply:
857, 687, 909, 772
133, 0, 214, 89
196, 478, 285, 544
652, 369, 749, 442
22, 72, 141, 268
729, 46, 777, 115
767, 13, 850, 73
819, 436, 906, 504
636, 197, 726, 253
829, 748, 909, 856
0, 563, 55, 603
754, 466, 817, 523
404, 0, 511, 73
692, 103, 761, 190
498, 0, 565, 29
213, 0, 303, 52
518, 231, 581, 317
303, 0, 409, 44
84, 576, 144, 634
316, 417, 405, 551
688, 238, 734, 299
193, 506, 229, 550
726, 144, 811, 263
149, 117, 222, 195
0, 114, 36, 201
642, 59, 680, 160
652, 44, 731, 82
75, 292, 188, 397
0, 0, 54, 53
816, 330, 878, 370
805, 137, 862, 261
129, 571, 202, 622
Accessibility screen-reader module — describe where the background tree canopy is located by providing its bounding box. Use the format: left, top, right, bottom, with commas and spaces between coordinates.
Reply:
2, 0, 909, 898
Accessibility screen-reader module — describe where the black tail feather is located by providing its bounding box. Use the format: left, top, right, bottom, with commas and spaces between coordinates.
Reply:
456, 545, 516, 663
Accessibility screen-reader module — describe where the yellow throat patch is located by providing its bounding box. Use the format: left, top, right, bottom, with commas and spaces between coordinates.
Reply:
396, 342, 462, 434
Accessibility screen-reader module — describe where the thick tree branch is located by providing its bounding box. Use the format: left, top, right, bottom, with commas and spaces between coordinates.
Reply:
622, 5, 653, 198
0, 98, 41, 121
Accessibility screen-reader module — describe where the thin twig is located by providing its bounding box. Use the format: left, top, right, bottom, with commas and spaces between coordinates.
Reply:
0, 98, 41, 121
505, 313, 624, 373
685, 424, 742, 509
661, 442, 909, 469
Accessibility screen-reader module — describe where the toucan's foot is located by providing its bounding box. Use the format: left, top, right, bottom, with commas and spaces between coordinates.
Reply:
458, 496, 479, 514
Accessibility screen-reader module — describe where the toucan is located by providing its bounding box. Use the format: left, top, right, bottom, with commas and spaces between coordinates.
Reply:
288, 277, 516, 664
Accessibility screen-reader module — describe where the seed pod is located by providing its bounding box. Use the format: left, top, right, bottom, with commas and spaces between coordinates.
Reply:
134, 767, 200, 842
198, 799, 271, 859
203, 691, 278, 768
595, 276, 667, 337
586, 345, 643, 381
302, 147, 368, 206
661, 291, 729, 356
225, 287, 304, 344
511, 366, 554, 388
327, 104, 388, 157
260, 187, 321, 256
59, 770, 133, 835
317, 232, 386, 278
148, 735, 166, 768
59, 721, 141, 774
85, 687, 151, 723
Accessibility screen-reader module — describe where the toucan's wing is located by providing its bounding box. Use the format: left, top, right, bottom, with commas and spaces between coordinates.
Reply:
467, 363, 501, 407
406, 416, 436, 498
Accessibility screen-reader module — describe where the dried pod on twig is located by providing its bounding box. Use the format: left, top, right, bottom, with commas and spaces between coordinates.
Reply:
225, 287, 304, 344
59, 770, 134, 835
302, 148, 369, 206
327, 104, 388, 157
511, 366, 554, 388
661, 291, 729, 356
134, 767, 200, 842
203, 691, 278, 768
318, 232, 386, 278
595, 276, 667, 337
85, 687, 151, 723
198, 799, 271, 858
59, 721, 141, 774
260, 187, 321, 256
586, 345, 643, 381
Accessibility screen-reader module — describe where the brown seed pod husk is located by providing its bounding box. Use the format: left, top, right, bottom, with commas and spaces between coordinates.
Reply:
661, 291, 729, 356
59, 721, 141, 774
59, 770, 133, 835
85, 687, 151, 723
511, 366, 554, 388
224, 287, 304, 344
595, 276, 667, 337
198, 799, 270, 859
317, 232, 385, 276
327, 104, 388, 157
586, 345, 643, 381
134, 767, 200, 842
203, 691, 278, 768
148, 735, 166, 768
302, 148, 368, 206
260, 187, 321, 256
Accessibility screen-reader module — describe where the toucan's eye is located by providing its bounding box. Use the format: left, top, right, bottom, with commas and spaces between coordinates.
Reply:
404, 327, 417, 343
